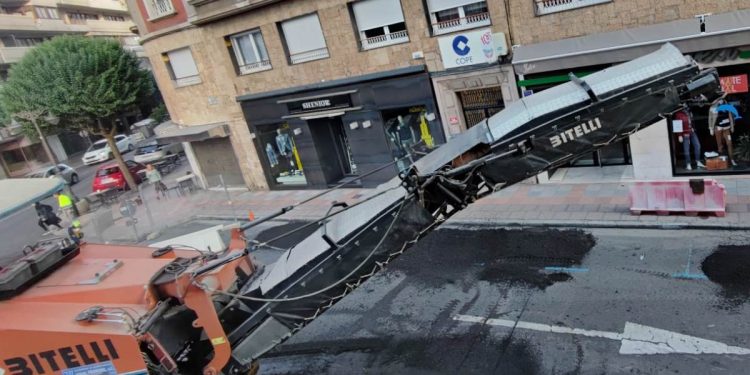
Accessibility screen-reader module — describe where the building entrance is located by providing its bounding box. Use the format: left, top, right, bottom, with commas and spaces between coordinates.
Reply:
308, 117, 356, 185
459, 87, 505, 128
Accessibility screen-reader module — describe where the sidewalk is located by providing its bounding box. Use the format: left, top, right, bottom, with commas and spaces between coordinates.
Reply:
82, 177, 750, 243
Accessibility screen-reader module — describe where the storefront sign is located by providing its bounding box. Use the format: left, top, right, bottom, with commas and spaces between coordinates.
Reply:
438, 29, 496, 69
720, 74, 748, 94
287, 94, 352, 114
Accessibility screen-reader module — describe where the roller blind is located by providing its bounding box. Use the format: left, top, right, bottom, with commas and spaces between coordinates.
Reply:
352, 0, 404, 31
426, 0, 481, 12
167, 48, 199, 79
281, 13, 327, 55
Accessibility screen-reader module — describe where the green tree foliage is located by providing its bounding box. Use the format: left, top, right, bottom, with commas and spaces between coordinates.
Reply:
1, 36, 153, 189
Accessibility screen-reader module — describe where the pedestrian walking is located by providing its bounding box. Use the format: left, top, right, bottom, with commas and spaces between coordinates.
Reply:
34, 201, 63, 233
146, 164, 166, 200
54, 191, 74, 221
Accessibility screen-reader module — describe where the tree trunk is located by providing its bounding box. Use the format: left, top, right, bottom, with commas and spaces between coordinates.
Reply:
31, 117, 59, 165
100, 119, 137, 191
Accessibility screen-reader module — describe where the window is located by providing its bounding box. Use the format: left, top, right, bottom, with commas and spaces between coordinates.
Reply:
34, 7, 59, 19
534, 0, 612, 16
163, 47, 201, 87
425, 0, 490, 35
280, 13, 329, 64
68, 12, 98, 24
103, 15, 126, 21
256, 123, 307, 186
229, 30, 271, 75
382, 106, 435, 172
143, 0, 175, 20
352, 0, 409, 50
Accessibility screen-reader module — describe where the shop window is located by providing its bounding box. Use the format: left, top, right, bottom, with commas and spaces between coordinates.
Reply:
669, 88, 750, 175
162, 47, 201, 87
425, 0, 490, 36
228, 29, 272, 75
351, 0, 409, 50
256, 123, 306, 186
279, 13, 329, 65
34, 6, 58, 19
382, 106, 436, 172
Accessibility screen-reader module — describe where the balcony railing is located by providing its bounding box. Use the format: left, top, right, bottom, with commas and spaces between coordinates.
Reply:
58, 0, 128, 12
239, 59, 272, 75
432, 12, 490, 35
0, 46, 32, 64
534, 0, 611, 15
361, 30, 409, 50
289, 47, 329, 64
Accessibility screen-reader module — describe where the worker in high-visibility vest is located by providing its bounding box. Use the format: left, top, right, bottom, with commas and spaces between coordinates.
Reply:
54, 191, 74, 221
68, 219, 84, 245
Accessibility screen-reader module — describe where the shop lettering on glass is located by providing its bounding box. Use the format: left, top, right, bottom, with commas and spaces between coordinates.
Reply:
2, 339, 119, 375
287, 94, 352, 114
549, 118, 603, 148
719, 74, 748, 94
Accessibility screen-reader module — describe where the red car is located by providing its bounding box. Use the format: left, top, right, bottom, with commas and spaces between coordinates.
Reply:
92, 160, 146, 192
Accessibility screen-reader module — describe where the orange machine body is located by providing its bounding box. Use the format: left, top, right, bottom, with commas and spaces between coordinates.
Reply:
0, 229, 253, 375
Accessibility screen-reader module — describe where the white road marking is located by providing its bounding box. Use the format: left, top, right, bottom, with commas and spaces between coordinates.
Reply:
454, 314, 750, 355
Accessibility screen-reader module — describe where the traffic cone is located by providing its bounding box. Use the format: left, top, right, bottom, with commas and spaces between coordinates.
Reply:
248, 210, 255, 221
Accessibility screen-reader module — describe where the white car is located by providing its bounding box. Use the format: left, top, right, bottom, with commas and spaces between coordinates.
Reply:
26, 163, 80, 185
81, 135, 133, 166
133, 140, 184, 164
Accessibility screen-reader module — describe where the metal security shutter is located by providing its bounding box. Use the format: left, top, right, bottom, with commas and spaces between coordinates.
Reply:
167, 48, 199, 79
426, 0, 480, 12
352, 0, 404, 31
459, 87, 505, 128
281, 14, 327, 55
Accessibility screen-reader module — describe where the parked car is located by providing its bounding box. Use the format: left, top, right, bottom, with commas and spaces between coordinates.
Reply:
26, 164, 79, 185
92, 160, 145, 192
82, 135, 134, 166
133, 140, 184, 164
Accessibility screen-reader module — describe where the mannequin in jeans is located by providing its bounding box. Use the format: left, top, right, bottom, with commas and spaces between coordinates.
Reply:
674, 106, 704, 170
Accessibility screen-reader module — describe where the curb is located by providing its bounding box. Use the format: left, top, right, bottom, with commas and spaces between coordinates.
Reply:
193, 214, 750, 231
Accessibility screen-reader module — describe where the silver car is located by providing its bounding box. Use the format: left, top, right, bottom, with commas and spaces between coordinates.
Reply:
133, 141, 184, 164
26, 163, 80, 185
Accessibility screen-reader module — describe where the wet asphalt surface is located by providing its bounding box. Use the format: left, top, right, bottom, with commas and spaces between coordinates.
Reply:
249, 225, 750, 374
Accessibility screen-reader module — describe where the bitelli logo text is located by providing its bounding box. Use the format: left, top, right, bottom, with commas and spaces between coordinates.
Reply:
549, 118, 603, 148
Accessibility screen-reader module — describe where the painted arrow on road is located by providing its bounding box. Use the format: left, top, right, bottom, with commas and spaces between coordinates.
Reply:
454, 314, 750, 355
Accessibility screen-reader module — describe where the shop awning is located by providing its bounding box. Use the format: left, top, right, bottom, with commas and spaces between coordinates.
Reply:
154, 122, 230, 144
512, 8, 750, 75
0, 178, 65, 220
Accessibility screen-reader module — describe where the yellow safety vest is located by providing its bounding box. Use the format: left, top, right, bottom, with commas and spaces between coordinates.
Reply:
58, 194, 72, 208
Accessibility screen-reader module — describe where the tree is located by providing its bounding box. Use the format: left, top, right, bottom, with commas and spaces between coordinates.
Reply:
0, 36, 153, 190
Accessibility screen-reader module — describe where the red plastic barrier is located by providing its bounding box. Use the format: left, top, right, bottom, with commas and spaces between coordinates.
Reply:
628, 179, 726, 217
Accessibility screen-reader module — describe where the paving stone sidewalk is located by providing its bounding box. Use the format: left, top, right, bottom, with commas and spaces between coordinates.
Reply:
82, 177, 750, 243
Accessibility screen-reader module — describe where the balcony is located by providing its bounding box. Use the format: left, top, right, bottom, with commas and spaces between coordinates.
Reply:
239, 60, 271, 75
57, 0, 128, 13
534, 0, 612, 15
0, 46, 32, 64
289, 47, 329, 65
0, 14, 88, 33
431, 12, 490, 36
361, 30, 409, 50
85, 19, 134, 35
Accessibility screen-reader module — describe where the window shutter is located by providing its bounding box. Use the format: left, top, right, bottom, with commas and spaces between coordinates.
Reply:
166, 48, 199, 79
352, 0, 405, 31
281, 14, 326, 55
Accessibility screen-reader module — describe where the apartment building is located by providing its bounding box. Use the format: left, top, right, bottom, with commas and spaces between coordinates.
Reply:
128, 0, 750, 190
0, 0, 142, 177
127, 0, 517, 190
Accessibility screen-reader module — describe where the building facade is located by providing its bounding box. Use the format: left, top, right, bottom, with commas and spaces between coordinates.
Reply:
0, 0, 142, 177
127, 0, 518, 189
128, 0, 750, 190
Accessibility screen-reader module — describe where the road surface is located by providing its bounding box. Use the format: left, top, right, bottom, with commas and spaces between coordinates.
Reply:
252, 226, 750, 374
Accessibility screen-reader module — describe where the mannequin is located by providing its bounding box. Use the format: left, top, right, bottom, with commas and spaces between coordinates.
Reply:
275, 129, 296, 170
709, 98, 737, 167
674, 105, 704, 170
265, 143, 278, 167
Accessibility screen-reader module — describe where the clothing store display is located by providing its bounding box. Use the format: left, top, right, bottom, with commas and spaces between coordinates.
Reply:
276, 132, 293, 156
266, 143, 278, 167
